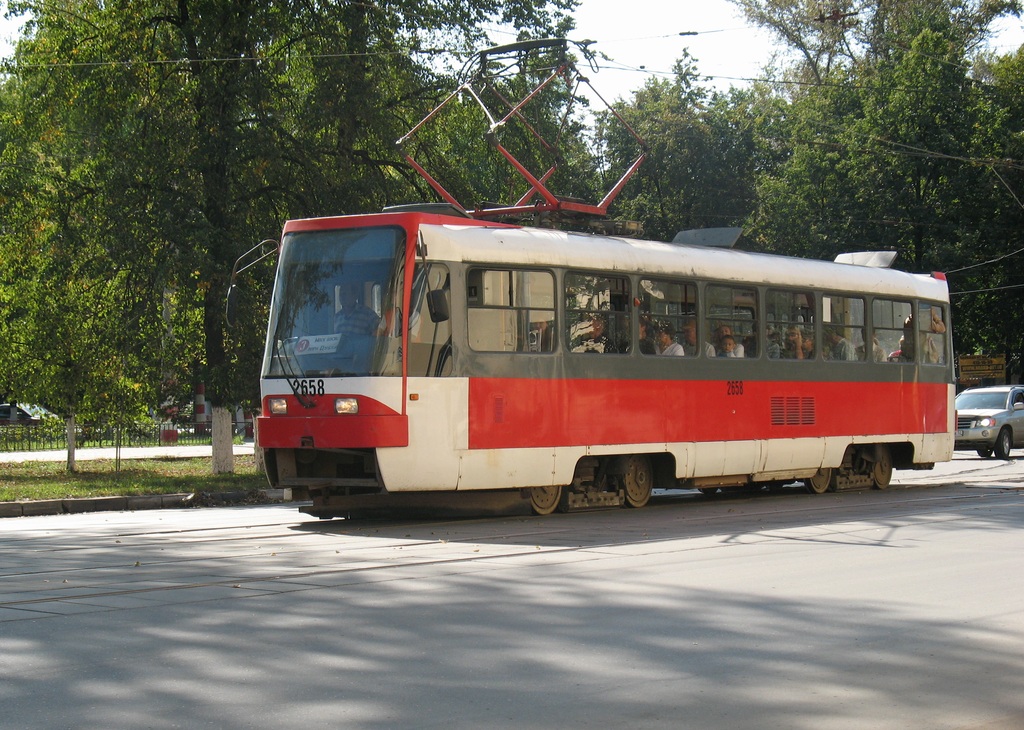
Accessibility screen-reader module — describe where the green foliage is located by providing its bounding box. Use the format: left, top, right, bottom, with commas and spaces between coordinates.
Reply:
599, 55, 772, 241
0, 0, 573, 428
608, 0, 1024, 374
3, 0, 1024, 427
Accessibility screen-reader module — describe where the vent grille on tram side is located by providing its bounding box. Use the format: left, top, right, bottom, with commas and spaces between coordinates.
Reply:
770, 396, 816, 426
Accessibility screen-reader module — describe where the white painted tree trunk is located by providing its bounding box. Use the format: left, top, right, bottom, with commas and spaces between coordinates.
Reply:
211, 406, 234, 474
252, 415, 265, 474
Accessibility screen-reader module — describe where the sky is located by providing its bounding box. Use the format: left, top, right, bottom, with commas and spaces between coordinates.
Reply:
1, 0, 1022, 101
565, 0, 1024, 101
555, 0, 783, 99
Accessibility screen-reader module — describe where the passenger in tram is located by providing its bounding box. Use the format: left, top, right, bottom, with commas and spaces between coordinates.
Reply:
638, 317, 657, 354
766, 325, 783, 358
717, 334, 739, 357
925, 307, 946, 363
823, 327, 854, 361
573, 314, 615, 353
528, 320, 554, 352
870, 336, 887, 362
801, 329, 816, 359
713, 324, 745, 358
656, 322, 686, 356
334, 281, 381, 336
888, 336, 905, 362
899, 317, 916, 362
782, 325, 807, 359
679, 318, 715, 357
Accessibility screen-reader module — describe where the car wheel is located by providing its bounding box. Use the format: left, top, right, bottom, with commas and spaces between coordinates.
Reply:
976, 448, 992, 458
994, 428, 1013, 460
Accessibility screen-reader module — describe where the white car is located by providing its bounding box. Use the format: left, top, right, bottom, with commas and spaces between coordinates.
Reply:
0, 403, 41, 426
954, 386, 1024, 459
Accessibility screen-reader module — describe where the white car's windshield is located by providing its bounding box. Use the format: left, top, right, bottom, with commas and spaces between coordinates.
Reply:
955, 392, 1008, 410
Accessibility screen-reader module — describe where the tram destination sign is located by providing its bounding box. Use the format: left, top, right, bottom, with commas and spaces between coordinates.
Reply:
958, 354, 1006, 383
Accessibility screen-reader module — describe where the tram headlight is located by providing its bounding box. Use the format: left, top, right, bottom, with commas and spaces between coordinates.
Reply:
268, 398, 288, 415
335, 397, 359, 414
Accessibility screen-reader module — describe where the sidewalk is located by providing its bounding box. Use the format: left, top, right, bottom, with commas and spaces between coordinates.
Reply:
0, 442, 288, 519
0, 443, 256, 463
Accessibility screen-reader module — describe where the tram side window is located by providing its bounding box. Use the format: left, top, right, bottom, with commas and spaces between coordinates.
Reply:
918, 303, 947, 364
467, 269, 555, 353
872, 299, 914, 362
766, 289, 815, 360
822, 294, 865, 361
407, 264, 452, 376
566, 272, 630, 354
706, 284, 757, 358
638, 279, 697, 356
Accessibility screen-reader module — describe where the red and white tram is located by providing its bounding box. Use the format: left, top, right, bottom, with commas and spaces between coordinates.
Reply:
251, 206, 953, 517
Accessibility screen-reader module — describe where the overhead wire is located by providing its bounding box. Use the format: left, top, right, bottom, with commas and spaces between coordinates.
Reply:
5, 16, 1024, 277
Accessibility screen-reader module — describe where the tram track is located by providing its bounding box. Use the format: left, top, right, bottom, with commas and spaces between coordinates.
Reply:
1, 480, 1019, 620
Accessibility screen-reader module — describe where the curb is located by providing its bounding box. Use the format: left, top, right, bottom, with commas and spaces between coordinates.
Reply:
0, 488, 292, 518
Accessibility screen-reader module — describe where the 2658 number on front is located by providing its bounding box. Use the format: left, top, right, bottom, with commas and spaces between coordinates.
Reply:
290, 378, 325, 396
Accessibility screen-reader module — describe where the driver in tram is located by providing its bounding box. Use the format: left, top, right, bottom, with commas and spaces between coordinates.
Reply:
334, 281, 380, 336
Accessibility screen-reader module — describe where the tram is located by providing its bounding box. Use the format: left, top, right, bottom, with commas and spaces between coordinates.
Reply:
244, 205, 954, 517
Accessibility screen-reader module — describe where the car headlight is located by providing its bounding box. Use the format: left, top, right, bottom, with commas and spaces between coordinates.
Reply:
978, 417, 996, 428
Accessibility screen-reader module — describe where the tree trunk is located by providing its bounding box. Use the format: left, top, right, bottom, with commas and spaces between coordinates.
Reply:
65, 414, 76, 473
252, 414, 265, 475
211, 406, 234, 474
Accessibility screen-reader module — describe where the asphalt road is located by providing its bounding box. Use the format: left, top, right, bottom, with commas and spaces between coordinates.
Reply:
1, 453, 1022, 729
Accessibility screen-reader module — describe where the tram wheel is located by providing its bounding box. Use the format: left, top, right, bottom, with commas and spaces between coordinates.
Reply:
530, 485, 563, 515
806, 468, 833, 494
622, 454, 653, 508
872, 446, 893, 489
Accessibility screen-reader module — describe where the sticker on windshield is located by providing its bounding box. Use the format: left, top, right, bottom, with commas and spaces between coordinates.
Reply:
296, 334, 341, 354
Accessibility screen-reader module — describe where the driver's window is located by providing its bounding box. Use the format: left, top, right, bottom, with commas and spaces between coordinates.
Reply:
407, 264, 451, 376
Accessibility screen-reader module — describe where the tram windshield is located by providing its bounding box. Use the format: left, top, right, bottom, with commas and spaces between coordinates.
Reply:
263, 226, 404, 378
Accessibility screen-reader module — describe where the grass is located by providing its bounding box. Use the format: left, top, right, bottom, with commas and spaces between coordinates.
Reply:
0, 456, 269, 502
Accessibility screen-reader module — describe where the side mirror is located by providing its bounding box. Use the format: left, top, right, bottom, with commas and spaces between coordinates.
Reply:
427, 289, 450, 323
225, 238, 278, 329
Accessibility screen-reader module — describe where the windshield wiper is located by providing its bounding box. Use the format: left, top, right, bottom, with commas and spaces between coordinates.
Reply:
271, 322, 317, 410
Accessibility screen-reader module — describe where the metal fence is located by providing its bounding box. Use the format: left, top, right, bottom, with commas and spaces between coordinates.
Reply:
0, 421, 250, 453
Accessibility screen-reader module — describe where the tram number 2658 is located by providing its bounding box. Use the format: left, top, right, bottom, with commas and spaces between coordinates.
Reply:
726, 380, 744, 396
290, 378, 325, 396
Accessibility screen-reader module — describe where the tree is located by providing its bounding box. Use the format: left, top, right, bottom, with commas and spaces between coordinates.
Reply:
733, 0, 1024, 376
2, 0, 574, 469
599, 54, 772, 242
953, 46, 1024, 377
0, 18, 165, 469
729, 0, 1021, 82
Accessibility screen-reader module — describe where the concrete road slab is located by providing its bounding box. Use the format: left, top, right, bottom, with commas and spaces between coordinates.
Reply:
1, 463, 1023, 729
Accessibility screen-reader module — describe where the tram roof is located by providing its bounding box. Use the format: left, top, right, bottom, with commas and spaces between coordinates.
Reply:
417, 222, 949, 303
